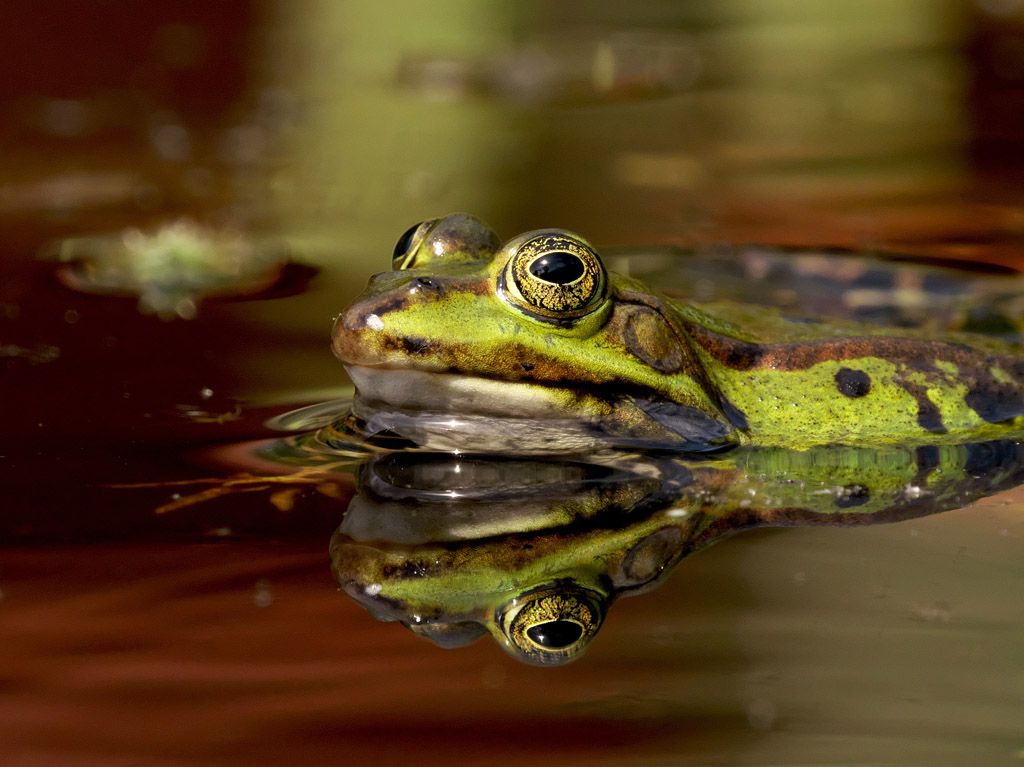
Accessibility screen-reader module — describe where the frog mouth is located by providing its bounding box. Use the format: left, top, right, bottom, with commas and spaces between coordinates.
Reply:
344, 365, 589, 419
340, 365, 735, 454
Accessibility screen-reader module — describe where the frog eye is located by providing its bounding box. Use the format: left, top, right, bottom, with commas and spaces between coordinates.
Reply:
392, 219, 438, 270
392, 213, 500, 270
497, 585, 605, 666
501, 231, 607, 321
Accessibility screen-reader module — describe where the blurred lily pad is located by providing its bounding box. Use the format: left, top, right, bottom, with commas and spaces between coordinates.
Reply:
47, 219, 305, 319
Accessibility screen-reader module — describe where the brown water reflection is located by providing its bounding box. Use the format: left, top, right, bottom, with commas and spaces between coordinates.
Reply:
3, 502, 1021, 765
2, 1, 1024, 765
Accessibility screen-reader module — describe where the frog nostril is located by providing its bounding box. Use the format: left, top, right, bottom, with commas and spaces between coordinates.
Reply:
411, 276, 442, 294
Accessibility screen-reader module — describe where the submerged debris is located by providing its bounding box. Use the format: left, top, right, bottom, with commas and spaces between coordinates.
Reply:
48, 219, 288, 320
0, 343, 60, 365
107, 467, 350, 515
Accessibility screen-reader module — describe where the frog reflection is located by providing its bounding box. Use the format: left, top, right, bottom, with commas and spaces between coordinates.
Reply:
331, 441, 1024, 665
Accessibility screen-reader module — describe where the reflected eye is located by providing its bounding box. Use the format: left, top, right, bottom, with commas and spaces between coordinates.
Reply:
502, 232, 607, 321
498, 585, 604, 666
526, 619, 583, 648
392, 219, 437, 270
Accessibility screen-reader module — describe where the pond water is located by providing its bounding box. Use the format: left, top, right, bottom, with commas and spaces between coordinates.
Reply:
2, 2, 1024, 765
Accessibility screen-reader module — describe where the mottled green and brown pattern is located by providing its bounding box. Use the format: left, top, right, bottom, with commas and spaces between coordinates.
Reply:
333, 214, 1024, 451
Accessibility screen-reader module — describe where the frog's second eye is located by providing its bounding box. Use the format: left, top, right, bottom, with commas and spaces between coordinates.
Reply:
392, 219, 438, 270
502, 232, 607, 321
392, 213, 501, 270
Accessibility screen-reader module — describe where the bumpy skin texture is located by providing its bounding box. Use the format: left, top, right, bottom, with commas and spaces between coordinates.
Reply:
333, 214, 1024, 450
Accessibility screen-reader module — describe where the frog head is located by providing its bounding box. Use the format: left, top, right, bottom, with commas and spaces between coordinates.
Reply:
332, 214, 735, 453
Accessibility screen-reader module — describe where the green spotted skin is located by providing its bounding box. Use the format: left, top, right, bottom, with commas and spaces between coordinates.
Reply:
333, 214, 1024, 451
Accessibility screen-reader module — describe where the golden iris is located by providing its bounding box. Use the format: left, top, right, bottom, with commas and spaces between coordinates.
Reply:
504, 233, 606, 319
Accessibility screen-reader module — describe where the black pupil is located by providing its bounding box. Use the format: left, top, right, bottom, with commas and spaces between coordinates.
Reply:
526, 620, 583, 649
392, 222, 421, 263
529, 251, 585, 284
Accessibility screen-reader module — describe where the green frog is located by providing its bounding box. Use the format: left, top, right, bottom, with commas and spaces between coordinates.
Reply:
332, 214, 1024, 453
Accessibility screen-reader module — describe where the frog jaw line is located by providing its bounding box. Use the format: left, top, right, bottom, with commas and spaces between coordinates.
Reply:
343, 365, 735, 454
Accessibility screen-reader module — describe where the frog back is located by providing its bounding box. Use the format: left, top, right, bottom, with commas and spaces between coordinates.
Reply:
677, 301, 1024, 448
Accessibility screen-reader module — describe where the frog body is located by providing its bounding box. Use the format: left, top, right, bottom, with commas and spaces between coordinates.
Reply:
332, 214, 1024, 453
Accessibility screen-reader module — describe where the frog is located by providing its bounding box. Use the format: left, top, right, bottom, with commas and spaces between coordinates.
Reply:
331, 439, 1024, 665
331, 213, 1024, 454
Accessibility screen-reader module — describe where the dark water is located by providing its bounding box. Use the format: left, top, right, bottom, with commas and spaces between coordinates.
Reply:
3, 2, 1024, 764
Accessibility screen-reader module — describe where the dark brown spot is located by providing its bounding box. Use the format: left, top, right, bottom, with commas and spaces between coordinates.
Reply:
964, 382, 1024, 424
398, 336, 438, 355
898, 378, 947, 433
835, 367, 871, 398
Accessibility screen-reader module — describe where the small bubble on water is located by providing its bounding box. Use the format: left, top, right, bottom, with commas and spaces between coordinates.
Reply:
200, 387, 214, 400
64, 309, 79, 324
171, 493, 181, 500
